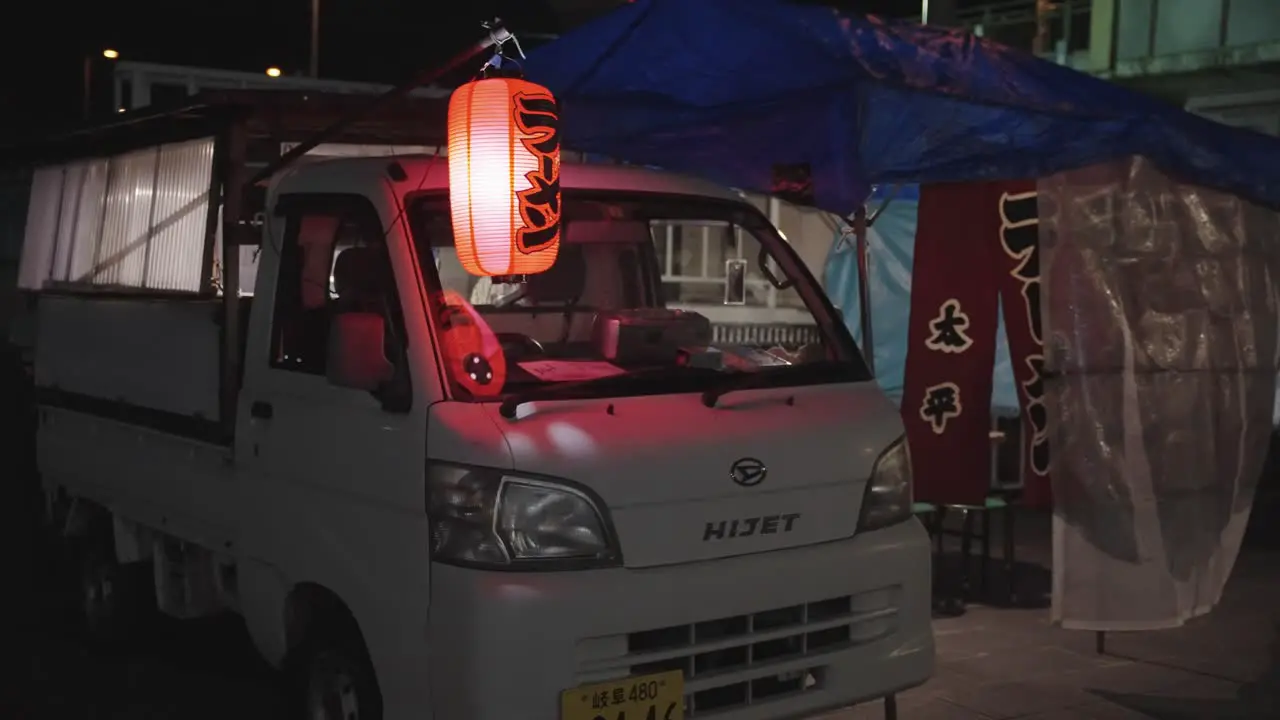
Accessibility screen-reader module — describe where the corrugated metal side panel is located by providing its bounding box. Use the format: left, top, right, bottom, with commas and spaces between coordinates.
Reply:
16, 167, 65, 289
147, 138, 215, 291
17, 137, 215, 292
95, 147, 157, 287
61, 160, 109, 284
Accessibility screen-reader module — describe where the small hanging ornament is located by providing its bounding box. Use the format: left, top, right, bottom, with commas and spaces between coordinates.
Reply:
447, 75, 562, 277
437, 289, 507, 398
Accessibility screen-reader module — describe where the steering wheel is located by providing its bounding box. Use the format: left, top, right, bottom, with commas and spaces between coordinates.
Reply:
492, 286, 528, 308
496, 332, 546, 360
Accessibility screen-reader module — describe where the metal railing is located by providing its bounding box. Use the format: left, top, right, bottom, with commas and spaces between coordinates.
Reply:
914, 0, 1093, 61
112, 60, 447, 113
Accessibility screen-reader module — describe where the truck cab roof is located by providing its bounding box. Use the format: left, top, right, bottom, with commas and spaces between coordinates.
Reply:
272, 155, 746, 205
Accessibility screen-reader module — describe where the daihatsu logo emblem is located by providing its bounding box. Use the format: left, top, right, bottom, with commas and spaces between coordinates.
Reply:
730, 458, 767, 487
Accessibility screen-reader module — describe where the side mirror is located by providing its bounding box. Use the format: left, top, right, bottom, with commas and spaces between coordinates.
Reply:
326, 313, 394, 392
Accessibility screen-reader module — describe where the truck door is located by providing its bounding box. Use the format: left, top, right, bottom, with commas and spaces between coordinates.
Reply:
234, 192, 432, 706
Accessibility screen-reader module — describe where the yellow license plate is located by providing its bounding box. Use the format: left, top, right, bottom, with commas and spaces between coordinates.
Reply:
561, 670, 684, 720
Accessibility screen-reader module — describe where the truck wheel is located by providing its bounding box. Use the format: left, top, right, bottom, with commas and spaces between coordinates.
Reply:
76, 545, 155, 649
296, 625, 382, 720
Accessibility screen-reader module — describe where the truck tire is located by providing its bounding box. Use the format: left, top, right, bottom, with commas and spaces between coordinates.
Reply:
294, 620, 383, 720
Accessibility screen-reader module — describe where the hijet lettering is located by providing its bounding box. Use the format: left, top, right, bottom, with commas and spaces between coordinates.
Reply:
703, 514, 801, 542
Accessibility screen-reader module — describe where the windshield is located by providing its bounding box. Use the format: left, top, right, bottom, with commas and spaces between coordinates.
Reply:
409, 189, 870, 402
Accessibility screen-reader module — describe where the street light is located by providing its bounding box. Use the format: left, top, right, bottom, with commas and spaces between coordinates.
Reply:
310, 0, 320, 77
266, 67, 283, 78
85, 48, 120, 119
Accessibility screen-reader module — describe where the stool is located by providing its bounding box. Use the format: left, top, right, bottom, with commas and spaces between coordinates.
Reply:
932, 495, 1018, 604
912, 501, 967, 616
912, 501, 942, 555
914, 429, 1020, 605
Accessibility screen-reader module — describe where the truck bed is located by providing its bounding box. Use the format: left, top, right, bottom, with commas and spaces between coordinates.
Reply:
34, 293, 239, 443
33, 293, 242, 551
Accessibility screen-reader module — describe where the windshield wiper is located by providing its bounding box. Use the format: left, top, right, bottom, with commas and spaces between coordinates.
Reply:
497, 366, 722, 419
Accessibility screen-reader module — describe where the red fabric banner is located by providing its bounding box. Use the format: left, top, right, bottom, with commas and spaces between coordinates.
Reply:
902, 182, 1001, 505
993, 183, 1053, 508
904, 180, 1053, 507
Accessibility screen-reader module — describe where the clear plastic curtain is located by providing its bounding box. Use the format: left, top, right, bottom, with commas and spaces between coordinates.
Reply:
1040, 157, 1280, 630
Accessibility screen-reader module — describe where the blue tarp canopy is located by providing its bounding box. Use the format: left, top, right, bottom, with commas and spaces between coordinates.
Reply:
525, 0, 1280, 215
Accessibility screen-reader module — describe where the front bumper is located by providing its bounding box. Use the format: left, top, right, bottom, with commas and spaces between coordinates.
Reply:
425, 518, 934, 720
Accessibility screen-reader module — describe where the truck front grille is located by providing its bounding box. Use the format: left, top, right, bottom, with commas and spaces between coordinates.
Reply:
575, 590, 898, 717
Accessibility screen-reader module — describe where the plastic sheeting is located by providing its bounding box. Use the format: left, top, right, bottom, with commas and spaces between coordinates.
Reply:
519, 0, 1280, 631
823, 185, 1021, 412
1042, 157, 1280, 630
17, 138, 216, 292
525, 0, 1280, 217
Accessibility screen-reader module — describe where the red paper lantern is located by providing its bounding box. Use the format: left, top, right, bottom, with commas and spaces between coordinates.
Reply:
447, 77, 562, 277
438, 289, 507, 398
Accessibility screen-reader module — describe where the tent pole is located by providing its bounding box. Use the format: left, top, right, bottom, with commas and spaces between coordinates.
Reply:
854, 205, 875, 375
883, 693, 898, 719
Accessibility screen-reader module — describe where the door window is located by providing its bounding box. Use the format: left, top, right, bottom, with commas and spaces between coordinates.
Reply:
269, 195, 406, 378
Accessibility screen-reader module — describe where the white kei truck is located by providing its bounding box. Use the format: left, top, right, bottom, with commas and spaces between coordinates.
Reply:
5, 88, 934, 720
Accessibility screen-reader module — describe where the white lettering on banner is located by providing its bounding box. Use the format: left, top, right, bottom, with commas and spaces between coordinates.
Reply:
1021, 354, 1051, 476
998, 190, 1043, 345
924, 298, 974, 354
999, 190, 1049, 475
920, 381, 963, 435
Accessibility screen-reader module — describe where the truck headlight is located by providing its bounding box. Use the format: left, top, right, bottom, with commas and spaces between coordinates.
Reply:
427, 464, 620, 569
856, 436, 913, 532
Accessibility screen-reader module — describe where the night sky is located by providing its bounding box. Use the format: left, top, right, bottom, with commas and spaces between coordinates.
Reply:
5, 0, 936, 136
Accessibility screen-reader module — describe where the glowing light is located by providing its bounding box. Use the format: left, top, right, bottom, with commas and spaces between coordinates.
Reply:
447, 77, 562, 277
265, 67, 282, 78
438, 290, 507, 398
102, 49, 119, 59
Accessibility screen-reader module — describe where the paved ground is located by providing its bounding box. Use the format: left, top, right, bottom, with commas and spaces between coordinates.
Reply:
4, 506, 1277, 719
824, 507, 1280, 720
